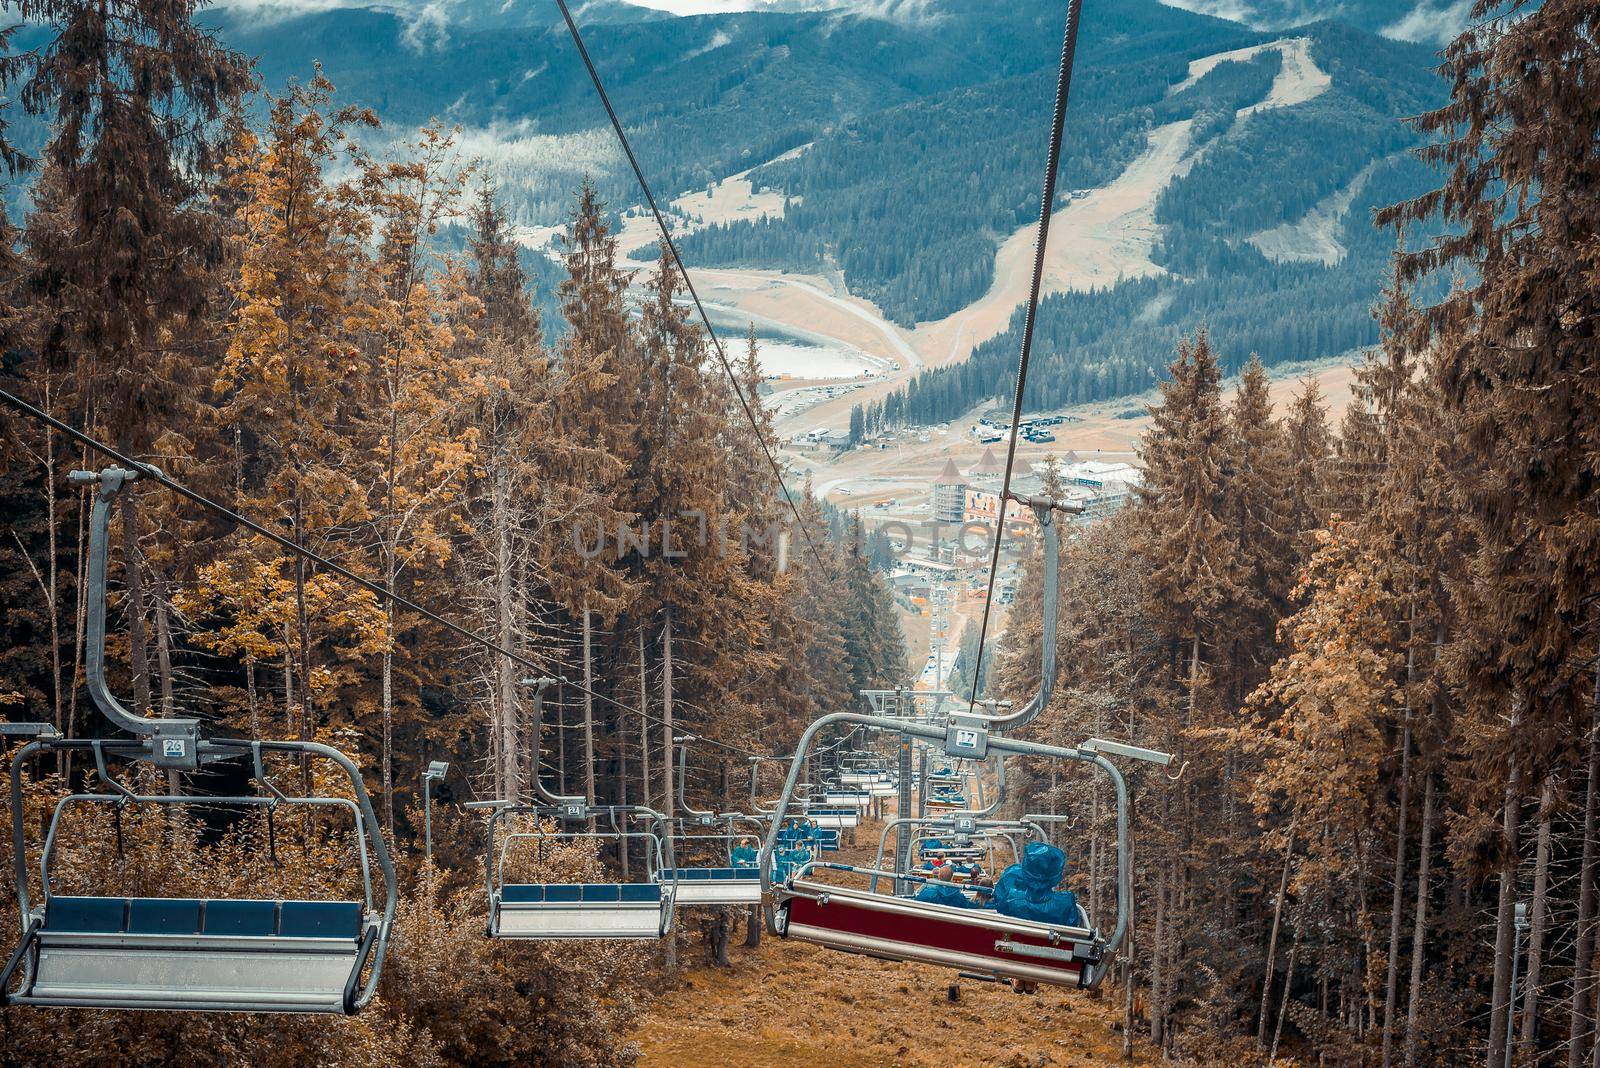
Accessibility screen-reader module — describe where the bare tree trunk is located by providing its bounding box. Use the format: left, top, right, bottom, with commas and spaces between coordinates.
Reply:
583, 603, 596, 831
293, 483, 314, 795
1261, 811, 1299, 1044
709, 909, 730, 967
662, 609, 675, 822
1123, 931, 1136, 1060
1403, 773, 1436, 1068
1570, 651, 1600, 1068
1518, 776, 1554, 1055
493, 459, 519, 802
553, 675, 564, 792
618, 694, 630, 878
246, 657, 259, 740
381, 551, 396, 840
44, 388, 63, 741
1270, 907, 1305, 1066
638, 627, 652, 812
68, 473, 88, 746
1151, 851, 1169, 1049
660, 610, 677, 979
1487, 753, 1524, 1068
282, 645, 295, 731
1383, 712, 1413, 1068
153, 576, 175, 717
121, 481, 150, 718
744, 904, 762, 948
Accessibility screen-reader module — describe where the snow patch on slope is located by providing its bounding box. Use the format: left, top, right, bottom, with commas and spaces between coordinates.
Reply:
1246, 159, 1380, 265
1170, 37, 1330, 112
619, 0, 939, 17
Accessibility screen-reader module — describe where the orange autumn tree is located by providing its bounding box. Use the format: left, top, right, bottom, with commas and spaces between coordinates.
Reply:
348, 122, 486, 835
206, 73, 385, 745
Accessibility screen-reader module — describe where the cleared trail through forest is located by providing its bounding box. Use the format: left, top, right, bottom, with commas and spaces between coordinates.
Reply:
631, 820, 1157, 1067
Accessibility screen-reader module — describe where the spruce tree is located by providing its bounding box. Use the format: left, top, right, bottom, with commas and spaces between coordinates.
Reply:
1380, 5, 1600, 1061
16, 0, 250, 717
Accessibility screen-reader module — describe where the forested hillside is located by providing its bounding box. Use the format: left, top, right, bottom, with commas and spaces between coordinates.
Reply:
673, 0, 1262, 324
5, 0, 1454, 421
0, 7, 907, 1054
981, 5, 1600, 1064
849, 22, 1449, 435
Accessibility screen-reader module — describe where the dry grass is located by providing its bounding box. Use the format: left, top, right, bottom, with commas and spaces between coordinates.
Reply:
631, 822, 1160, 1067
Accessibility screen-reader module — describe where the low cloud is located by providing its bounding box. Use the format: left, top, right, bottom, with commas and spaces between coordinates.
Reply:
210, 0, 380, 21
1382, 0, 1474, 45
618, 0, 937, 18
1156, 0, 1264, 25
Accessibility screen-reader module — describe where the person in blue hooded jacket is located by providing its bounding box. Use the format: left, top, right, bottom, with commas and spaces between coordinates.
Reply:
991, 841, 1085, 927
913, 864, 976, 909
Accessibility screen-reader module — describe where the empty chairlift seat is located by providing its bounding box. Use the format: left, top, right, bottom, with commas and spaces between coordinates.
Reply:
807, 807, 859, 831
822, 790, 871, 811
494, 883, 667, 939
656, 867, 762, 905
14, 895, 375, 1013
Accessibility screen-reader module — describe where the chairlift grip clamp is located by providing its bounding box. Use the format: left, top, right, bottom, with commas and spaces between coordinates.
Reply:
943, 714, 989, 760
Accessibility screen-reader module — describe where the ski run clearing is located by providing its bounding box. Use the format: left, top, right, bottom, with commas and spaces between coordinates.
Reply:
630, 820, 1159, 1068
658, 36, 1335, 434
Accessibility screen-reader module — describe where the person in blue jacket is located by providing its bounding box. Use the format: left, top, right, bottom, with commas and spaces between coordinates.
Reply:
991, 841, 1085, 927
730, 837, 758, 867
914, 864, 975, 909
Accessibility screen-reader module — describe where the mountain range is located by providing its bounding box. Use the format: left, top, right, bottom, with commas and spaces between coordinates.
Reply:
9, 0, 1459, 417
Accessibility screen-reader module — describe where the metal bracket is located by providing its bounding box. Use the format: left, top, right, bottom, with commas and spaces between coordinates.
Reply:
943, 715, 988, 759
1080, 737, 1174, 766
146, 720, 201, 770
0, 723, 60, 739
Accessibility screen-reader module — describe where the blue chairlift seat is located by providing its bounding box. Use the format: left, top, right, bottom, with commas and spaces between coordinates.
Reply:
14, 894, 375, 1013
656, 865, 763, 906
493, 882, 668, 939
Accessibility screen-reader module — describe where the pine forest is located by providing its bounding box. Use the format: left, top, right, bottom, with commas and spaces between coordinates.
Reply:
0, 0, 1597, 1066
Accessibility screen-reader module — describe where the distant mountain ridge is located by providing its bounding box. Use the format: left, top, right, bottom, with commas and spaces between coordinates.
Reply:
0, 0, 1450, 414
1159, 0, 1472, 44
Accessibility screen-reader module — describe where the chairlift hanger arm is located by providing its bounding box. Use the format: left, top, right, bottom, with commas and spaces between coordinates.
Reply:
674, 736, 719, 822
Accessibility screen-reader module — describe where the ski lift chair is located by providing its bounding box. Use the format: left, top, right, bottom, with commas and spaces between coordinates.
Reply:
806, 808, 859, 831
657, 820, 767, 906
657, 741, 768, 906
925, 790, 969, 812
822, 786, 872, 811
870, 817, 1032, 897
479, 679, 677, 939
485, 805, 676, 939
2, 469, 396, 1014
760, 495, 1174, 990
